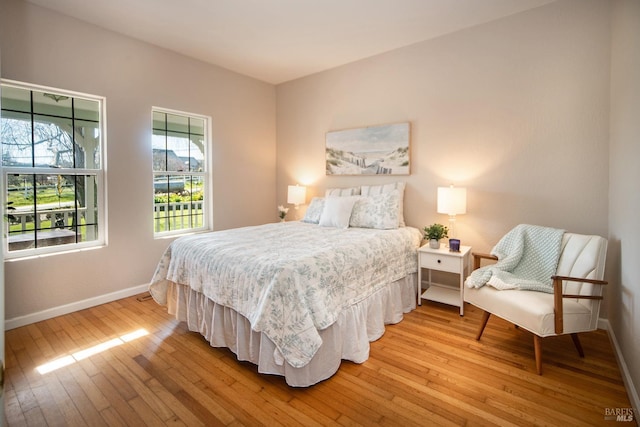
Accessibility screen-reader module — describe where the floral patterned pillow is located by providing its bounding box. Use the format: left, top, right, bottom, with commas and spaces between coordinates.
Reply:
301, 197, 325, 224
360, 182, 406, 226
349, 190, 400, 229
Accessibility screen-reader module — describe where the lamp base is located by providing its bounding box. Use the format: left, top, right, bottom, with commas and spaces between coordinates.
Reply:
448, 215, 457, 240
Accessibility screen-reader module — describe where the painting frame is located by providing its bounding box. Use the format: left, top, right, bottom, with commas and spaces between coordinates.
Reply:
325, 122, 410, 175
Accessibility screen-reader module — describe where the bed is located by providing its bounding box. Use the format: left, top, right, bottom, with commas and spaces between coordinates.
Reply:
149, 184, 422, 386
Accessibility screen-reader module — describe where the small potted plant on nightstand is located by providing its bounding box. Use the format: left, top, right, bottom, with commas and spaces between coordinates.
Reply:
278, 205, 289, 222
423, 223, 449, 249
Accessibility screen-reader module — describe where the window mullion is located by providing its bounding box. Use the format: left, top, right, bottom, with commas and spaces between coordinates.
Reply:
73, 176, 78, 243
71, 97, 76, 169
31, 174, 38, 247
29, 91, 35, 167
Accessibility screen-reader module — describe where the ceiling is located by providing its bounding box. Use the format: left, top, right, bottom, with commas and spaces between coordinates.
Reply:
25, 0, 555, 85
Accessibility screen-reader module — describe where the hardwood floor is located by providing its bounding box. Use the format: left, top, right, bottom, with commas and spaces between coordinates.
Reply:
4, 293, 634, 426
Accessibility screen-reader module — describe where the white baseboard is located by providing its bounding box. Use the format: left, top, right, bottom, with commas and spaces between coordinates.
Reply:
5, 283, 150, 330
598, 317, 608, 331
599, 319, 640, 415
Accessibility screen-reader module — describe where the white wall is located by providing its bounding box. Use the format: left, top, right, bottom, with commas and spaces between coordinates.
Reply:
277, 0, 610, 251
609, 0, 640, 412
0, 0, 276, 321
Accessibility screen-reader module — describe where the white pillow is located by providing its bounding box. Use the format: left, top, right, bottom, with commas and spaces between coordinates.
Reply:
301, 197, 325, 224
319, 196, 358, 228
349, 191, 400, 229
360, 182, 406, 227
325, 186, 361, 197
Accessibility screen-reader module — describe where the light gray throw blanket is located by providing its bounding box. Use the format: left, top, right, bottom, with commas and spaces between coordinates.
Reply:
465, 224, 565, 293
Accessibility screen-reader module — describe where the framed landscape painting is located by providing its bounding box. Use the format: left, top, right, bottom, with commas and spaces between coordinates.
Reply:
325, 122, 410, 175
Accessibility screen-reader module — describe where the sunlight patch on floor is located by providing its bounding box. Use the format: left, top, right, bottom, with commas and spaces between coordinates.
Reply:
36, 328, 149, 374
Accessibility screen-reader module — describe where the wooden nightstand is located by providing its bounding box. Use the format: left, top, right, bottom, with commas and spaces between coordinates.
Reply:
417, 243, 471, 316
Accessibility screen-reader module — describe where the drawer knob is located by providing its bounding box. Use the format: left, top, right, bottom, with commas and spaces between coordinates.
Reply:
437, 259, 441, 263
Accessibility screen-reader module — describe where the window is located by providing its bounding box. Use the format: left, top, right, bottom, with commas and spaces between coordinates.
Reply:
152, 108, 210, 235
1, 81, 105, 257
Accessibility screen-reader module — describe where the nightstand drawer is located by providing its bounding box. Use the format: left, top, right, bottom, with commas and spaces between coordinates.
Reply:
419, 252, 460, 274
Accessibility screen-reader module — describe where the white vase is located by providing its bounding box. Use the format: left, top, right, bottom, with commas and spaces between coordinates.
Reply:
429, 239, 440, 249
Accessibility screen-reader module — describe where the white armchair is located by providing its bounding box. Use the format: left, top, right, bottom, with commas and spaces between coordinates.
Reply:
464, 232, 608, 374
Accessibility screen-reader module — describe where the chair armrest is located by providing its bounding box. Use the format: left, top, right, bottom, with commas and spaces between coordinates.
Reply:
551, 275, 608, 286
472, 252, 498, 270
552, 275, 608, 334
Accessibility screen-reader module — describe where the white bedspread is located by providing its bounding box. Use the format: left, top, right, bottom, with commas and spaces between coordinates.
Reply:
149, 221, 421, 368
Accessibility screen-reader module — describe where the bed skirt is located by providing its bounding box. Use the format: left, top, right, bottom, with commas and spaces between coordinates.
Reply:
165, 273, 417, 387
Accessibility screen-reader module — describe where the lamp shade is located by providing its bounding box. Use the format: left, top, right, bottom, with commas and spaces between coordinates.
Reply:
437, 186, 467, 215
287, 185, 306, 206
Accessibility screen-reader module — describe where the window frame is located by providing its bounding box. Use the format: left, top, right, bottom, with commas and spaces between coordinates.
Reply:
152, 107, 212, 238
1, 79, 107, 259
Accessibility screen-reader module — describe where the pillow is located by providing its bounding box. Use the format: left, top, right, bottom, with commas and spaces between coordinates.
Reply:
301, 197, 325, 224
360, 182, 406, 226
325, 186, 361, 197
318, 196, 358, 228
349, 191, 400, 229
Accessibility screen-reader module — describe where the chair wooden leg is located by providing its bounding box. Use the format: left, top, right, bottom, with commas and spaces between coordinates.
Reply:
533, 335, 543, 375
571, 333, 585, 357
476, 311, 491, 341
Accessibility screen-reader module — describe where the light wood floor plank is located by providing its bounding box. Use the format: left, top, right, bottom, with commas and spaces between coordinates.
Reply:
3, 388, 30, 427
91, 371, 149, 426
375, 336, 583, 425
3, 294, 634, 426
